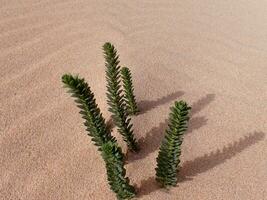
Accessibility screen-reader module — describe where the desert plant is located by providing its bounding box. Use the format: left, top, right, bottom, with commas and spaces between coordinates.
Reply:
102, 141, 136, 200
61, 43, 195, 198
103, 42, 139, 152
121, 67, 139, 115
62, 74, 136, 199
155, 100, 191, 187
62, 74, 116, 150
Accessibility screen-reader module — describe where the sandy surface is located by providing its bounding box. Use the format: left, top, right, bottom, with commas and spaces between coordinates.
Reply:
0, 0, 267, 199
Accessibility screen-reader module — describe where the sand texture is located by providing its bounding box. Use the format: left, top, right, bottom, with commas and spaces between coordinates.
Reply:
0, 0, 267, 199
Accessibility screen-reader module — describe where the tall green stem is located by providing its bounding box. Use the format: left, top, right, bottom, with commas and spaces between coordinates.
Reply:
103, 42, 139, 152
155, 101, 191, 187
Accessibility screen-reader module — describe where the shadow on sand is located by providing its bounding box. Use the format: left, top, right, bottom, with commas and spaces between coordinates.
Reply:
138, 91, 185, 114
138, 131, 265, 197
178, 131, 265, 182
127, 93, 214, 161
106, 91, 185, 131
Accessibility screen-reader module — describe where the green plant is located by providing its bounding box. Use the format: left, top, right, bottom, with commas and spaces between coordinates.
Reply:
62, 74, 116, 150
121, 67, 139, 115
103, 42, 139, 152
155, 101, 191, 187
62, 74, 136, 199
102, 141, 136, 200
61, 43, 194, 198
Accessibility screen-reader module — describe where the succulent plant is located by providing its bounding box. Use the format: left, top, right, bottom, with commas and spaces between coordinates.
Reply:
121, 67, 139, 115
102, 141, 136, 199
103, 42, 139, 152
155, 101, 191, 187
62, 74, 116, 151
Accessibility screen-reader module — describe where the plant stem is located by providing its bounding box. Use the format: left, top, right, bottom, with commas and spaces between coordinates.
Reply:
155, 100, 191, 187
102, 141, 136, 200
121, 67, 139, 115
103, 42, 139, 152
62, 74, 116, 151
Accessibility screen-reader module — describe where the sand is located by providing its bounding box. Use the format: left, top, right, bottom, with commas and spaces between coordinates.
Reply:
0, 0, 266, 199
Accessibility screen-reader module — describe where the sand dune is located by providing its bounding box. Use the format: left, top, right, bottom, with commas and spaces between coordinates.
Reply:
0, 0, 266, 199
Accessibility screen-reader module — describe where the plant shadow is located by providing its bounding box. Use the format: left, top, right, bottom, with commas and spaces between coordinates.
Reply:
128, 116, 208, 161
138, 131, 265, 197
105, 91, 184, 131
127, 93, 215, 161
178, 131, 265, 182
190, 93, 215, 115
136, 177, 161, 197
138, 91, 185, 115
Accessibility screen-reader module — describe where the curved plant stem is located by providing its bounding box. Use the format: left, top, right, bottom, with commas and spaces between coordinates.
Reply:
62, 74, 116, 151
